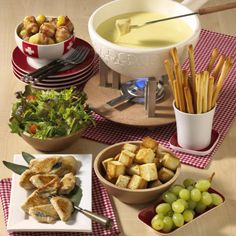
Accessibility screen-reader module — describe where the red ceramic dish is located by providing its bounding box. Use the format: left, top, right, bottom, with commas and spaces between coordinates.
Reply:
138, 187, 225, 235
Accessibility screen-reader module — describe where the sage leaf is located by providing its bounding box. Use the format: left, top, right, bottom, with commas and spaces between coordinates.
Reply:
22, 152, 35, 164
67, 185, 83, 206
3, 161, 28, 175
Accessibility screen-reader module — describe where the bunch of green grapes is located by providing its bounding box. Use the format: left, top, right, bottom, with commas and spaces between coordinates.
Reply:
151, 177, 223, 233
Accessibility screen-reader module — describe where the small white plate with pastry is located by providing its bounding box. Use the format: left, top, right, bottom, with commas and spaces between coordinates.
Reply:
7, 154, 92, 232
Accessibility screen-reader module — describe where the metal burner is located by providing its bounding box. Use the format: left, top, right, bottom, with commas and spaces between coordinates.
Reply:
107, 78, 165, 107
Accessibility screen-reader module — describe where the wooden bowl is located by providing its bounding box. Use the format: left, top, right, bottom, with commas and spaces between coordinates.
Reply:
94, 141, 181, 204
21, 128, 85, 152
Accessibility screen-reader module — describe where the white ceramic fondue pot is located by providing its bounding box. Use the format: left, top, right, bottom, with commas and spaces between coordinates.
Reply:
88, 0, 208, 78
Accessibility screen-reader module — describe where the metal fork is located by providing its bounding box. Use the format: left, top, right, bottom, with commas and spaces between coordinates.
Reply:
23, 47, 90, 83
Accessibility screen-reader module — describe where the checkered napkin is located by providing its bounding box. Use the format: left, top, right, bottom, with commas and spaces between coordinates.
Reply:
82, 29, 236, 169
0, 173, 120, 236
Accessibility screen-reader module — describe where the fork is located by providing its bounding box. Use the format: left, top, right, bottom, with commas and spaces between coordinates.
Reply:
23, 47, 90, 83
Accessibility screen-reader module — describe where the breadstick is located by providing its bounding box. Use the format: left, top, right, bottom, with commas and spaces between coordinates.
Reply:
164, 59, 175, 83
207, 76, 215, 111
183, 70, 189, 87
212, 55, 225, 78
207, 48, 219, 72
173, 80, 180, 109
197, 73, 204, 113
202, 71, 209, 113
184, 86, 194, 113
170, 47, 180, 65
212, 57, 233, 106
188, 44, 196, 88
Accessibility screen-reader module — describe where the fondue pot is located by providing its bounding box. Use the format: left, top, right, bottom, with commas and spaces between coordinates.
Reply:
88, 0, 208, 78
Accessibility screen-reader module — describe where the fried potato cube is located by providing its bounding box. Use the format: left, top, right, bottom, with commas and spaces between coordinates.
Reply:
118, 150, 135, 167
122, 143, 138, 153
128, 175, 147, 190
102, 158, 114, 171
19, 169, 36, 190
135, 148, 155, 164
21, 190, 49, 213
140, 163, 158, 181
161, 153, 180, 171
115, 175, 131, 188
158, 167, 175, 183
126, 164, 140, 176
107, 161, 125, 179
142, 136, 158, 151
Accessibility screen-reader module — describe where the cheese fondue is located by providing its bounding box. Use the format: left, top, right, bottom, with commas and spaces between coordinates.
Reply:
96, 12, 193, 48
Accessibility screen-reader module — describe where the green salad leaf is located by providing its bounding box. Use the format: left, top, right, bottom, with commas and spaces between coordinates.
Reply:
9, 85, 95, 139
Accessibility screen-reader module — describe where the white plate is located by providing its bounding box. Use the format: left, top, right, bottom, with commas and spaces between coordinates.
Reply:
7, 154, 92, 232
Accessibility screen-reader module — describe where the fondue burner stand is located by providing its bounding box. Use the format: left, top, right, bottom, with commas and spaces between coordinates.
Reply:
84, 59, 175, 127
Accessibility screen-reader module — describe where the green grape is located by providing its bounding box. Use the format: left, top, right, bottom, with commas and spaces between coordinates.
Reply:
187, 185, 194, 191
172, 200, 185, 213
195, 179, 211, 192
163, 216, 174, 233
169, 184, 184, 196
201, 192, 212, 206
162, 191, 177, 204
182, 209, 194, 222
179, 189, 190, 201
167, 210, 174, 217
152, 213, 164, 221
188, 200, 197, 210
176, 199, 188, 209
156, 203, 171, 215
151, 216, 164, 231
183, 178, 196, 188
172, 213, 184, 227
195, 202, 207, 214
190, 188, 202, 202
211, 193, 223, 206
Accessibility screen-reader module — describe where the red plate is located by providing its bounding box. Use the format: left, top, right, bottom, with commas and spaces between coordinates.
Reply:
138, 187, 225, 235
12, 38, 96, 78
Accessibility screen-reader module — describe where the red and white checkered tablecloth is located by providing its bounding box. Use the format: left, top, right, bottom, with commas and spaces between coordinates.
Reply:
0, 173, 120, 236
82, 29, 236, 169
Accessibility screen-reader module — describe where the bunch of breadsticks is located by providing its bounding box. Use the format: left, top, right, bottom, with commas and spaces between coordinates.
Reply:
164, 46, 233, 114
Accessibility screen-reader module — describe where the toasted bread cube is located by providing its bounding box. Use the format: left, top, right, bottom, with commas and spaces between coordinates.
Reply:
135, 148, 155, 164
114, 154, 120, 161
118, 150, 135, 167
128, 175, 147, 190
107, 161, 125, 179
122, 143, 138, 153
142, 136, 158, 150
149, 179, 163, 188
159, 167, 175, 183
140, 163, 158, 181
115, 175, 131, 188
102, 158, 114, 171
153, 157, 162, 170
161, 153, 180, 171
126, 164, 140, 176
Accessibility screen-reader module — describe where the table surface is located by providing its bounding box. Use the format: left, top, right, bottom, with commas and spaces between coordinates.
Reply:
0, 0, 235, 235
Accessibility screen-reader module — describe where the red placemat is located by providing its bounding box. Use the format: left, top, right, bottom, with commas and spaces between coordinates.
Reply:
0, 173, 120, 236
82, 29, 236, 169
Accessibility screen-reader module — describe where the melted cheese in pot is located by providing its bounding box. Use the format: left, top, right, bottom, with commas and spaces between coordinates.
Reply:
96, 12, 193, 48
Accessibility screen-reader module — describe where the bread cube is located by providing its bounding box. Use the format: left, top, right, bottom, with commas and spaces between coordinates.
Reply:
128, 175, 147, 190
126, 164, 140, 176
122, 143, 138, 153
149, 179, 163, 188
106, 161, 125, 179
153, 157, 162, 170
135, 148, 155, 164
142, 136, 158, 150
102, 157, 114, 171
161, 153, 180, 171
140, 163, 158, 181
115, 175, 131, 188
118, 150, 135, 167
114, 154, 120, 161
158, 167, 175, 183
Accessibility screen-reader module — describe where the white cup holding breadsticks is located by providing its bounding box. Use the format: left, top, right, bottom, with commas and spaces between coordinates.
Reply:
165, 45, 233, 150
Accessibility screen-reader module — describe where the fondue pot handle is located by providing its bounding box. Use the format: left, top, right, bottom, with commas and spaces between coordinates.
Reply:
181, 0, 208, 11
198, 2, 236, 15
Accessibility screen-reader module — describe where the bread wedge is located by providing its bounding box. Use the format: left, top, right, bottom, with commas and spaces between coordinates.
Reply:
50, 196, 74, 222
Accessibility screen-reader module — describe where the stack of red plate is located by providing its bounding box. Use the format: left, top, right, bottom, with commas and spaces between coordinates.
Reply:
11, 38, 98, 90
